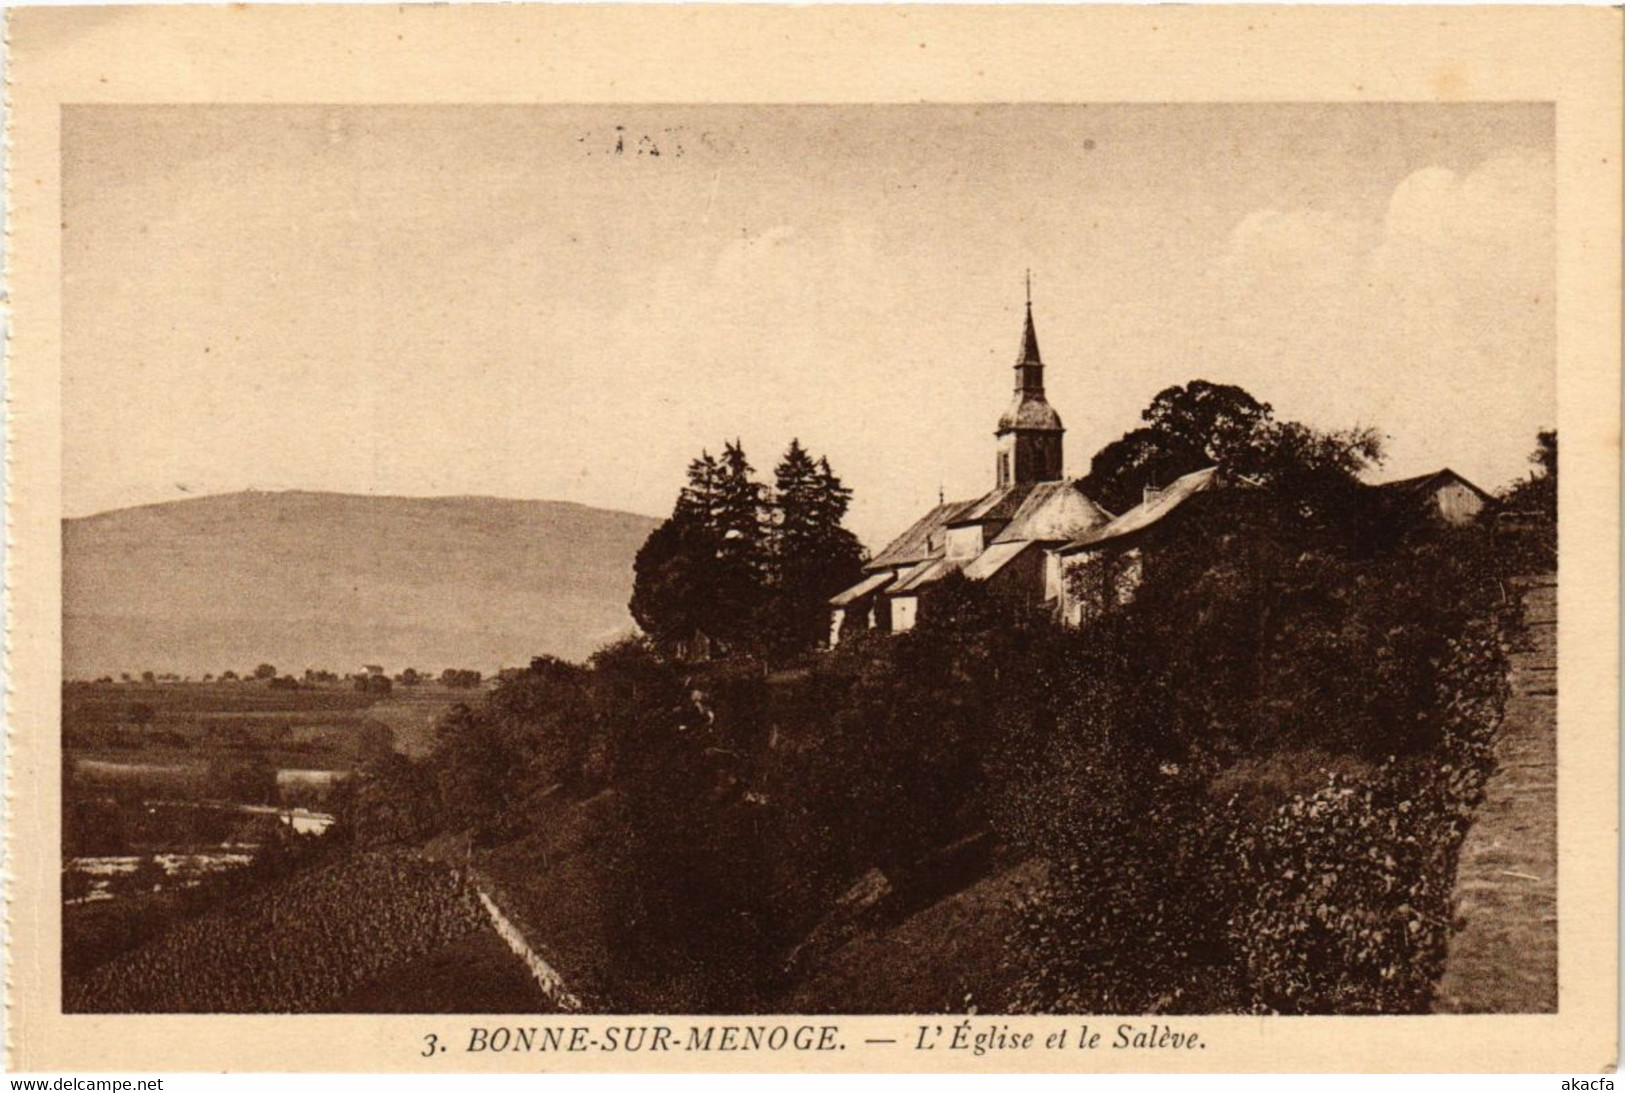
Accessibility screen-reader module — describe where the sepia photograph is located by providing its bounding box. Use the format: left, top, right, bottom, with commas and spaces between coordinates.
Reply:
54, 99, 1561, 1017
4, 4, 1620, 1077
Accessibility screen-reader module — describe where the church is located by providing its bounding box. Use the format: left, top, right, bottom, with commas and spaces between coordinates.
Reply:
827, 290, 1495, 646
828, 291, 1114, 645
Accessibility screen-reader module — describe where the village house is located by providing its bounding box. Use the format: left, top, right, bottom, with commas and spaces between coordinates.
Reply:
1047, 462, 1494, 628
1368, 468, 1491, 526
1049, 464, 1225, 628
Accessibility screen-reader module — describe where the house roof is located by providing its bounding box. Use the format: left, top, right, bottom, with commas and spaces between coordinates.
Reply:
992, 479, 1114, 544
1057, 465, 1222, 555
1369, 468, 1492, 502
865, 498, 978, 571
962, 539, 1037, 581
829, 569, 896, 607
889, 556, 961, 594
866, 476, 1114, 584
947, 482, 1038, 527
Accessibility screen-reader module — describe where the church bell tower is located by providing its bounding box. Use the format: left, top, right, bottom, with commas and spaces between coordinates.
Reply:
994, 275, 1065, 488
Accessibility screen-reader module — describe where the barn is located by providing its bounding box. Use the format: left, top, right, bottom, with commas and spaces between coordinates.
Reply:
1368, 468, 1492, 526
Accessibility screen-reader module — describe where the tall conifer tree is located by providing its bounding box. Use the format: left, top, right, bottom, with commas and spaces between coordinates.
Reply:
710, 441, 770, 643
766, 441, 866, 654
631, 450, 721, 651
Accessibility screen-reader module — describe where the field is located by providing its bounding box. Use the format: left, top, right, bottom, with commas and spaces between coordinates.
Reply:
63, 679, 473, 766
66, 851, 551, 1013
328, 925, 551, 1013
62, 678, 473, 912
358, 686, 473, 757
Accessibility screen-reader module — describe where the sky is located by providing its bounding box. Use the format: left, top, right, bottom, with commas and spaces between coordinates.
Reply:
63, 104, 1554, 549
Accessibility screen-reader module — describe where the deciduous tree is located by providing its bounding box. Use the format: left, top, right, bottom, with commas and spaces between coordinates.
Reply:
1081, 380, 1383, 514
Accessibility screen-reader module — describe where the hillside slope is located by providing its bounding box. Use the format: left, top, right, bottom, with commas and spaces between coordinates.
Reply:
63, 490, 659, 678
781, 857, 1045, 1014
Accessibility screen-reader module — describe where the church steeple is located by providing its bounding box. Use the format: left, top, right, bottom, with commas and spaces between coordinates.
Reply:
994, 275, 1065, 488
1015, 278, 1044, 394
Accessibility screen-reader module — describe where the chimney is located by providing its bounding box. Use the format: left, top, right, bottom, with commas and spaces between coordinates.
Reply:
1143, 484, 1165, 506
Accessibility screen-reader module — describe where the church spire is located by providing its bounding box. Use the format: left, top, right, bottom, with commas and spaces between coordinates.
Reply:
1015, 270, 1044, 388
1018, 306, 1042, 369
994, 274, 1065, 487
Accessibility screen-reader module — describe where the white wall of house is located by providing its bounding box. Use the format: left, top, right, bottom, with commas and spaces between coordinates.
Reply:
1044, 550, 1067, 603
828, 607, 846, 648
946, 524, 986, 560
1434, 481, 1486, 525
892, 596, 919, 632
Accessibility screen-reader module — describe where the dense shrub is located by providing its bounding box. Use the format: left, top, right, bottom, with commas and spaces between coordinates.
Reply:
1088, 490, 1509, 763
333, 752, 441, 848
1008, 566, 1514, 1014
1000, 482, 1521, 1014
584, 641, 776, 1010
1227, 615, 1509, 1013
1229, 769, 1450, 1013
1007, 771, 1243, 1015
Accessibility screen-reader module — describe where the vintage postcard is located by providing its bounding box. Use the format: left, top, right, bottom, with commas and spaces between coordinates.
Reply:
5, 4, 1621, 1075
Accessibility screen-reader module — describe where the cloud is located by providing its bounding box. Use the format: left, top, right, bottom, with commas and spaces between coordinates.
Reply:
1217, 151, 1551, 299
1382, 154, 1551, 249
1373, 151, 1552, 290
1202, 150, 1554, 492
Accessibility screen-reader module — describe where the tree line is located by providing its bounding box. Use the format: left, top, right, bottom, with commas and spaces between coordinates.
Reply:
83, 664, 491, 691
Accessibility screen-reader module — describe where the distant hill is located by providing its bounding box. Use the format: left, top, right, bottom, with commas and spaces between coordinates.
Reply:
63, 491, 661, 679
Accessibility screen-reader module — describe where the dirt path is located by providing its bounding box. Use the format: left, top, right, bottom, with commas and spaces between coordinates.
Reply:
1432, 575, 1557, 1013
